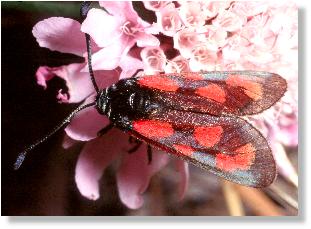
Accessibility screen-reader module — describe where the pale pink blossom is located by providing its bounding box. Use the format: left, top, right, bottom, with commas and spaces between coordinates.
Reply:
143, 1, 171, 12
175, 160, 189, 200
240, 14, 277, 51
83, 46, 144, 80
140, 46, 167, 74
173, 28, 203, 58
231, 1, 269, 18
32, 17, 86, 56
201, 25, 228, 50
221, 34, 250, 66
75, 129, 127, 200
156, 3, 183, 36
36, 64, 94, 104
117, 147, 169, 208
212, 10, 246, 32
165, 55, 189, 73
179, 2, 206, 27
200, 1, 232, 19
189, 43, 218, 71
81, 2, 159, 57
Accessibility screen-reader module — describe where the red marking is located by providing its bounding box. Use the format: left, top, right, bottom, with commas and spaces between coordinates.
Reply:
215, 143, 256, 172
194, 126, 223, 148
182, 72, 204, 80
195, 84, 226, 103
138, 76, 179, 92
226, 75, 263, 101
173, 144, 195, 156
133, 120, 174, 139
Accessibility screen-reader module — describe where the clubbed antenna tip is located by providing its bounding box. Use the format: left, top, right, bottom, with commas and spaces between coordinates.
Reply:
14, 151, 27, 170
13, 102, 96, 170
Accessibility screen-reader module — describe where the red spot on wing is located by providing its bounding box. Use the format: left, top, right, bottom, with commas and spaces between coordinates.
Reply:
194, 126, 223, 148
173, 144, 195, 156
226, 75, 263, 101
182, 72, 204, 80
133, 120, 174, 139
138, 76, 179, 92
195, 84, 226, 103
215, 143, 256, 172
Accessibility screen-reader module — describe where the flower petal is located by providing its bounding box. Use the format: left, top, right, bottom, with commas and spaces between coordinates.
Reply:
62, 134, 77, 149
119, 52, 143, 79
86, 44, 123, 71
156, 3, 183, 37
175, 160, 189, 200
164, 55, 189, 73
81, 8, 122, 47
136, 33, 160, 47
117, 146, 168, 209
75, 129, 128, 200
36, 63, 120, 105
140, 46, 167, 74
143, 1, 170, 12
99, 1, 138, 22
179, 2, 207, 27
65, 95, 110, 141
32, 17, 86, 56
173, 28, 202, 59
35, 63, 94, 103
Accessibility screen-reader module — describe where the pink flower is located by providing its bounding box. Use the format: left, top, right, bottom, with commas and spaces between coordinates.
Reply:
84, 46, 144, 80
201, 25, 228, 50
140, 46, 167, 74
200, 1, 232, 19
156, 3, 183, 36
81, 2, 160, 57
221, 34, 249, 66
173, 28, 204, 58
212, 10, 246, 32
231, 1, 269, 18
189, 42, 218, 71
240, 14, 277, 51
32, 17, 86, 56
143, 1, 171, 12
179, 2, 206, 27
165, 55, 189, 73
36, 64, 107, 104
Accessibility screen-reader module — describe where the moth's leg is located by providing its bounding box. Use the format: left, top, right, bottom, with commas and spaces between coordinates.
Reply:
128, 138, 143, 154
147, 145, 152, 165
97, 123, 114, 137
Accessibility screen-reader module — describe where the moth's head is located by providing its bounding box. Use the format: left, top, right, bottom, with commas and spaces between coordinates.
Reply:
96, 88, 109, 115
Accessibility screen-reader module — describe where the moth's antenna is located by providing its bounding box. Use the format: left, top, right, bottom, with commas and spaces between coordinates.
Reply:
81, 1, 99, 93
14, 102, 96, 170
14, 2, 99, 170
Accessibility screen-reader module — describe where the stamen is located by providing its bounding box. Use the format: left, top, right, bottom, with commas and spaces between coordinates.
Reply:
120, 21, 142, 36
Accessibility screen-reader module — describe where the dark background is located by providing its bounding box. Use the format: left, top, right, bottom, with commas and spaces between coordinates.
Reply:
1, 2, 298, 216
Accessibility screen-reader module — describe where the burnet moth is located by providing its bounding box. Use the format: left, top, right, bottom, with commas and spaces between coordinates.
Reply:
14, 2, 287, 188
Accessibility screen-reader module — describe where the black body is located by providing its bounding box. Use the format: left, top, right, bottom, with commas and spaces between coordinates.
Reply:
96, 78, 159, 131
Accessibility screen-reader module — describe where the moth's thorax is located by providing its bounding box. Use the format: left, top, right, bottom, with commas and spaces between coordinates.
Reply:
96, 78, 160, 130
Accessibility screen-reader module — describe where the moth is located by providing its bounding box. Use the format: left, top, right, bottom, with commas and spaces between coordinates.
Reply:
15, 69, 287, 187
14, 3, 287, 189
95, 71, 286, 187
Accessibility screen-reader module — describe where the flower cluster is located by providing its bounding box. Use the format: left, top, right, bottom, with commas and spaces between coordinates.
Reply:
32, 1, 298, 208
